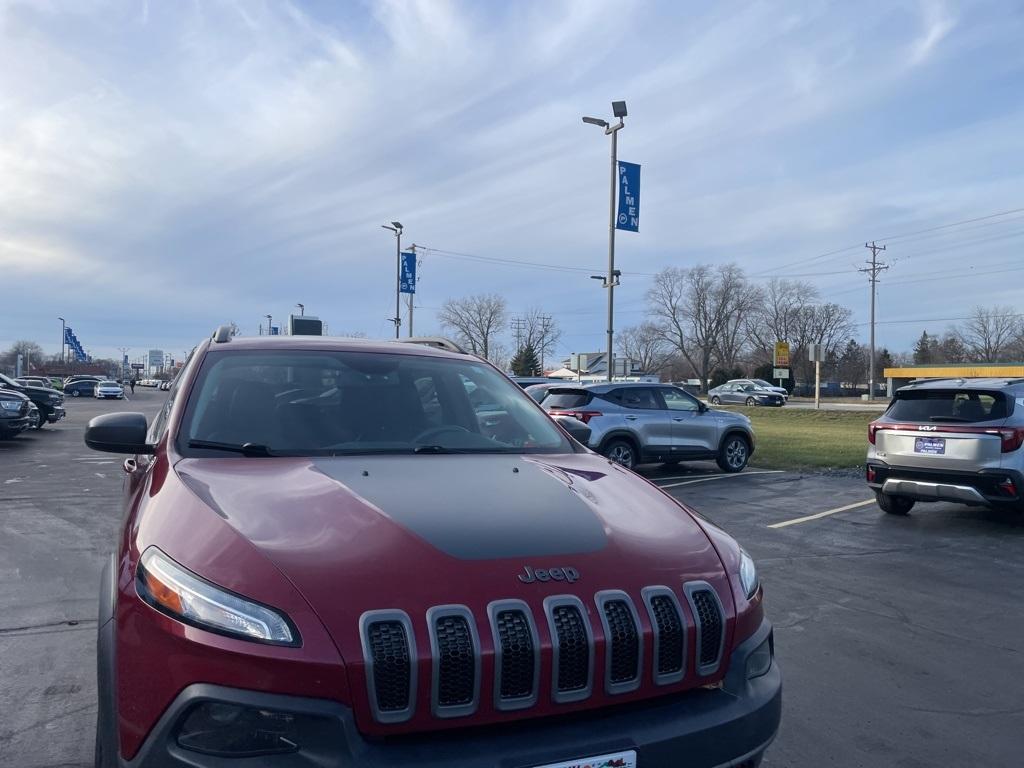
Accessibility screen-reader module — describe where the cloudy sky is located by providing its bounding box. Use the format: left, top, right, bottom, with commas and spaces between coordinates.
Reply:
2, 0, 1023, 364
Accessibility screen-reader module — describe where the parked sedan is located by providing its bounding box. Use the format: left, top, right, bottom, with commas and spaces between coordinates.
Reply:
65, 379, 100, 398
15, 377, 50, 388
708, 381, 786, 407
94, 380, 125, 399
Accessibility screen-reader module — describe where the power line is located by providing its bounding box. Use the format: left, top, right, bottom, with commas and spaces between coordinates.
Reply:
415, 245, 657, 277
824, 262, 1024, 299
874, 206, 1024, 246
852, 311, 1024, 328
751, 204, 1024, 277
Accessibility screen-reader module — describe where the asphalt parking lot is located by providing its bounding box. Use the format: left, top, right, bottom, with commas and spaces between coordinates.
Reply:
2, 394, 1022, 767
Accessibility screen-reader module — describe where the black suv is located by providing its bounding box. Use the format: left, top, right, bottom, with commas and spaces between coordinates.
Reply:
0, 373, 66, 428
0, 387, 32, 438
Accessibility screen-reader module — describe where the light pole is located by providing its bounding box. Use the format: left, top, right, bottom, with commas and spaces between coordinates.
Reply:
265, 314, 272, 336
583, 101, 627, 381
382, 221, 403, 338
296, 303, 304, 316
58, 317, 65, 364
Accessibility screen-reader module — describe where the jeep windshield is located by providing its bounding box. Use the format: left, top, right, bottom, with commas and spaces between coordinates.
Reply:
178, 350, 573, 457
887, 389, 1010, 423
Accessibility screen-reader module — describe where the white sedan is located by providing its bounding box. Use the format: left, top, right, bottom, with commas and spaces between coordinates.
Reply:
94, 380, 125, 399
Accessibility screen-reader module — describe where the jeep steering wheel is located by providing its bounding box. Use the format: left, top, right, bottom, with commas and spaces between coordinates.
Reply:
413, 424, 472, 444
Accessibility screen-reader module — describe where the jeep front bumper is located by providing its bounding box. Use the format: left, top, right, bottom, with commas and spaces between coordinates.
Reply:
107, 620, 781, 768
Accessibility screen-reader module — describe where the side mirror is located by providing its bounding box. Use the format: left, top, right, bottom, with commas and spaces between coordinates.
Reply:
552, 414, 593, 446
84, 412, 154, 454
698, 401, 708, 413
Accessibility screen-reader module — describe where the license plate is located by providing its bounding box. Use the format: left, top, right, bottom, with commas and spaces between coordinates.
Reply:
914, 437, 946, 455
532, 750, 637, 768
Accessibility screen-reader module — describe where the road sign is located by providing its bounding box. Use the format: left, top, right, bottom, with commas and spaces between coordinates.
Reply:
400, 252, 416, 294
131, 363, 144, 370
773, 341, 790, 367
616, 161, 640, 232
808, 343, 824, 362
773, 368, 790, 380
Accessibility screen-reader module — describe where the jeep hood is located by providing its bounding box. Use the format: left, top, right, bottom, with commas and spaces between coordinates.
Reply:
176, 450, 725, 595
173, 453, 732, 699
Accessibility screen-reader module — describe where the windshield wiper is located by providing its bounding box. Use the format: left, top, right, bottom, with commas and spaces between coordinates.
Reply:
413, 445, 519, 454
188, 439, 277, 456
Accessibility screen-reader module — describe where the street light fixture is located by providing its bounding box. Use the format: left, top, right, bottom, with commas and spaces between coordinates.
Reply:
296, 303, 304, 316
382, 222, 404, 339
582, 100, 627, 381
265, 314, 272, 336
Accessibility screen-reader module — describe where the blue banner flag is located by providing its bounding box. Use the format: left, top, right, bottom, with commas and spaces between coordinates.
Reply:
400, 252, 417, 294
616, 161, 640, 232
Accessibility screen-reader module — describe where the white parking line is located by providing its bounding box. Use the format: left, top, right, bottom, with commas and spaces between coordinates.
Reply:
650, 474, 717, 485
658, 470, 784, 489
768, 498, 876, 529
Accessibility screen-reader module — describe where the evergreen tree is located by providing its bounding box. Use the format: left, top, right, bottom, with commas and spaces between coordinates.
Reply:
510, 344, 541, 376
912, 331, 938, 364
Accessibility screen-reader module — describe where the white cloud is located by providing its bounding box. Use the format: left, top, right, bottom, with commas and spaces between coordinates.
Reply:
908, 0, 957, 66
0, 0, 1021, 357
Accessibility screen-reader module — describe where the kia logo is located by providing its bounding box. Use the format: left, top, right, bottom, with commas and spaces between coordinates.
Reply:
518, 565, 579, 584
920, 425, 938, 431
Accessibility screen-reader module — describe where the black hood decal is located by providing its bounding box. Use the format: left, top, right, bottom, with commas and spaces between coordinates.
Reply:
312, 456, 608, 560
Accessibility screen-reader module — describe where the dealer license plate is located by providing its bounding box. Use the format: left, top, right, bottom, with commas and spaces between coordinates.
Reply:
532, 750, 637, 768
914, 437, 946, 455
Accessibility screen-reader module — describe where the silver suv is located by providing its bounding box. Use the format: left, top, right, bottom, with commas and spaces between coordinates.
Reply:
867, 378, 1024, 515
542, 382, 755, 472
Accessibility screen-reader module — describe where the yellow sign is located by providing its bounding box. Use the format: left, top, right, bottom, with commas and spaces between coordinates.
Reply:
773, 341, 790, 368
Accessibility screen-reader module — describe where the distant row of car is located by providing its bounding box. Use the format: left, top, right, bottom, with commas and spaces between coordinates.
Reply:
0, 373, 66, 438
0, 372, 173, 440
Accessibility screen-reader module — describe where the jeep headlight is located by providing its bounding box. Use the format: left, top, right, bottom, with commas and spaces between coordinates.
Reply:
137, 548, 299, 646
1, 399, 22, 411
739, 549, 758, 599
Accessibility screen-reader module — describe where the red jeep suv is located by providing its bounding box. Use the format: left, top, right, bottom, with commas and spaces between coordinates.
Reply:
87, 329, 780, 768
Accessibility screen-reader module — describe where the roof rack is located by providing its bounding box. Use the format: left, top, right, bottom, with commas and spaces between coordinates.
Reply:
211, 325, 233, 344
395, 336, 468, 354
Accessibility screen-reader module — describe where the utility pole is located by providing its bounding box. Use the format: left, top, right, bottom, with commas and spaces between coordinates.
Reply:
58, 317, 66, 364
859, 241, 889, 402
510, 317, 527, 353
538, 314, 553, 372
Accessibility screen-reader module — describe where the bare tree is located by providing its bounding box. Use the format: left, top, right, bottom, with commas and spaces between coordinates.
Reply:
744, 279, 818, 362
954, 306, 1022, 362
438, 294, 508, 362
788, 302, 855, 385
647, 264, 757, 390
1, 340, 45, 373
714, 265, 764, 370
618, 322, 672, 374
521, 308, 562, 372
